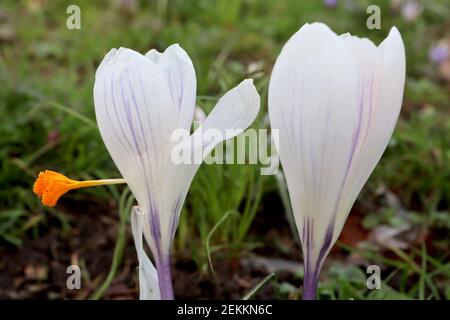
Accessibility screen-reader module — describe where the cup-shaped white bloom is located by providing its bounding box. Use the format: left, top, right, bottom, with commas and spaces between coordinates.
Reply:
94, 45, 260, 299
268, 23, 405, 299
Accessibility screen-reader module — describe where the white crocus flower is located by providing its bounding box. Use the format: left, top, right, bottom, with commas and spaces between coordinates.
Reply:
268, 23, 405, 299
94, 45, 260, 299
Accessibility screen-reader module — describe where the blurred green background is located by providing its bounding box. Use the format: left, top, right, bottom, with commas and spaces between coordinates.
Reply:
0, 0, 448, 299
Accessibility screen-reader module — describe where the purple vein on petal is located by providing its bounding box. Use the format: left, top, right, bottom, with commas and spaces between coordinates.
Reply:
169, 194, 183, 246
137, 69, 158, 157
126, 70, 150, 155
315, 217, 335, 274
301, 217, 335, 288
328, 73, 373, 225
302, 216, 313, 272
102, 73, 129, 153
118, 67, 162, 251
124, 69, 162, 249
114, 71, 161, 246
149, 203, 162, 253
110, 70, 136, 154
120, 70, 141, 156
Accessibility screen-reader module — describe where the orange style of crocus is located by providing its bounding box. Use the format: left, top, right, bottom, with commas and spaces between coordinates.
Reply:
33, 170, 126, 207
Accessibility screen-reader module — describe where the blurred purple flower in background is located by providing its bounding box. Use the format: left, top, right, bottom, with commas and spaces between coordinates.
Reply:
401, 0, 422, 22
324, 0, 338, 8
429, 43, 449, 65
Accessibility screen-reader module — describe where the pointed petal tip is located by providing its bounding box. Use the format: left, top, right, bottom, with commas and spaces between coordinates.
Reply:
300, 22, 335, 35
165, 43, 192, 64
288, 22, 340, 48
102, 48, 119, 63
165, 43, 181, 53
381, 26, 405, 52
234, 79, 260, 115
238, 78, 260, 104
99, 47, 143, 68
389, 26, 401, 36
242, 78, 254, 86
384, 26, 403, 45
145, 48, 162, 63
308, 22, 328, 29
339, 32, 351, 39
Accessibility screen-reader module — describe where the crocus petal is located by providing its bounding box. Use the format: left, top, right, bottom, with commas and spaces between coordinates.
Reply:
335, 27, 406, 240
161, 79, 260, 248
269, 22, 358, 267
131, 207, 160, 300
185, 79, 260, 157
95, 45, 261, 300
94, 47, 177, 256
269, 23, 405, 300
145, 44, 196, 131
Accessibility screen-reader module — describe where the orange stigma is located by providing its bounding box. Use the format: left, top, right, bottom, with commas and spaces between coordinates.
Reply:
33, 170, 126, 207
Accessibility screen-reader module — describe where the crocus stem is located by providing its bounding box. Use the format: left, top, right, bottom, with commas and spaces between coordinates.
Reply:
302, 265, 319, 300
155, 255, 174, 300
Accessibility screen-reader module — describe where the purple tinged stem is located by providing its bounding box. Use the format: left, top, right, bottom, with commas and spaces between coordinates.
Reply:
301, 218, 335, 300
302, 266, 319, 300
155, 254, 174, 300
154, 196, 184, 300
